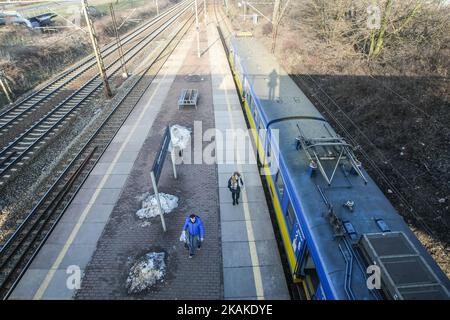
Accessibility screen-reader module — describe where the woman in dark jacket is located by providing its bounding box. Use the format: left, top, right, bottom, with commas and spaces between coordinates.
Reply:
228, 172, 244, 205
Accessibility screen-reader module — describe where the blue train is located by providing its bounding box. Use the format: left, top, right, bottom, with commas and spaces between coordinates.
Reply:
227, 34, 450, 300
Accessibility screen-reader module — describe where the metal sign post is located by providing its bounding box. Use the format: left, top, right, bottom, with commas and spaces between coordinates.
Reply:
204, 0, 207, 24
170, 148, 178, 179
150, 171, 167, 232
194, 0, 201, 58
150, 126, 177, 232
110, 3, 128, 78
169, 129, 178, 180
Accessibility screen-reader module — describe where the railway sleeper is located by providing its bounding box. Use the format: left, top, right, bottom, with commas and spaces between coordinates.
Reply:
37, 124, 53, 129
12, 146, 29, 152
47, 116, 63, 122
0, 117, 11, 121
34, 128, 50, 133
21, 102, 37, 107
0, 175, 10, 182
28, 133, 44, 138
0, 150, 15, 157
16, 142, 32, 148
23, 136, 38, 141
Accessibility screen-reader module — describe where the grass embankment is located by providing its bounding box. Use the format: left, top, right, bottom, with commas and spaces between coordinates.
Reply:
0, 0, 176, 108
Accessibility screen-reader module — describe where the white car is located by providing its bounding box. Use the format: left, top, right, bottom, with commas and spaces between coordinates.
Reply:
0, 11, 34, 28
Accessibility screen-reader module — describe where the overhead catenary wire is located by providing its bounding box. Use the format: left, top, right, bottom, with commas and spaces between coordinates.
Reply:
296, 74, 449, 228
217, 0, 449, 242
294, 74, 449, 252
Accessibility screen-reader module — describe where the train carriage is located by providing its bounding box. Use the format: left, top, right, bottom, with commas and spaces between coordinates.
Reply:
227, 34, 450, 300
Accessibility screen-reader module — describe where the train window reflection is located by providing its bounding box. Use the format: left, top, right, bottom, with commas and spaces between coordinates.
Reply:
275, 170, 285, 199
286, 201, 296, 233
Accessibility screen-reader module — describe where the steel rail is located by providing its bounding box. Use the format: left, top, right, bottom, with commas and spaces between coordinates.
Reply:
0, 0, 190, 124
0, 2, 193, 186
0, 8, 198, 299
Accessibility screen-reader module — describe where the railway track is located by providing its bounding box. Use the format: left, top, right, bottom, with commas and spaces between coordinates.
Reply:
0, 0, 194, 187
0, 5, 198, 300
0, 0, 188, 135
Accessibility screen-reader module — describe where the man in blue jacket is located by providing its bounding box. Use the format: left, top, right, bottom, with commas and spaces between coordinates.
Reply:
183, 214, 205, 258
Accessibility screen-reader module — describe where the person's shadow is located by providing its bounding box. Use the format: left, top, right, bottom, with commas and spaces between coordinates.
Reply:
268, 69, 278, 101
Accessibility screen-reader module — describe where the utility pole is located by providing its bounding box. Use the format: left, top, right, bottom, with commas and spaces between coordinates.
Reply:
224, 0, 229, 15
243, 1, 247, 21
204, 0, 207, 24
271, 0, 282, 53
155, 0, 159, 16
0, 72, 13, 104
194, 0, 200, 58
110, 3, 128, 78
82, 0, 112, 98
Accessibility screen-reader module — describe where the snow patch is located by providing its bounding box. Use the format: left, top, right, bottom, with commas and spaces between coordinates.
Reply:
169, 125, 191, 150
126, 252, 166, 294
136, 192, 178, 219
140, 221, 151, 227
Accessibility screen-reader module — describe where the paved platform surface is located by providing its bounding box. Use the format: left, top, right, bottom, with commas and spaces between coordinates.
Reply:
10, 28, 199, 300
10, 12, 289, 300
73, 24, 222, 300
206, 21, 289, 300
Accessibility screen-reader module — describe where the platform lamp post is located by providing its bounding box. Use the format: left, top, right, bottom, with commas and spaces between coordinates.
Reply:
155, 0, 159, 16
271, 0, 281, 53
204, 0, 207, 24
110, 3, 128, 79
82, 0, 112, 98
271, 0, 291, 53
224, 0, 229, 15
194, 0, 201, 58
0, 71, 13, 104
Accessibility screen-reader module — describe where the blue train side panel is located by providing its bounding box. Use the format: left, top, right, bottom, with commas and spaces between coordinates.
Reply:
228, 34, 450, 300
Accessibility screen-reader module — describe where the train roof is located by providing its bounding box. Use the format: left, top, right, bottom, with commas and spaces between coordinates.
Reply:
230, 37, 324, 123
230, 35, 450, 299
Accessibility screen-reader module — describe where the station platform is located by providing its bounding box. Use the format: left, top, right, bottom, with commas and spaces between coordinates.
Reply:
9, 13, 289, 300
206, 23, 289, 299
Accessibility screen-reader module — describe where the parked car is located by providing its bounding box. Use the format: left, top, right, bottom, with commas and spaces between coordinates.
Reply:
0, 11, 57, 29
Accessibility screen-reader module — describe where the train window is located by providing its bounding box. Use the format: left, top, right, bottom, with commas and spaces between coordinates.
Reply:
251, 98, 257, 112
247, 92, 252, 107
286, 201, 296, 233
253, 108, 258, 126
275, 170, 285, 199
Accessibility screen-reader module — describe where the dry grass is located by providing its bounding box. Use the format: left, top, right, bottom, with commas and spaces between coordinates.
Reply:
0, 26, 91, 106
0, 0, 178, 108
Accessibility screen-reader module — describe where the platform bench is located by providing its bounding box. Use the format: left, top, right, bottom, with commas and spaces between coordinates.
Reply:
178, 89, 198, 109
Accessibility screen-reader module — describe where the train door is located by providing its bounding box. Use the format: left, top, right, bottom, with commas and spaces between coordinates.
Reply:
261, 131, 273, 171
229, 45, 235, 69
295, 248, 323, 300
